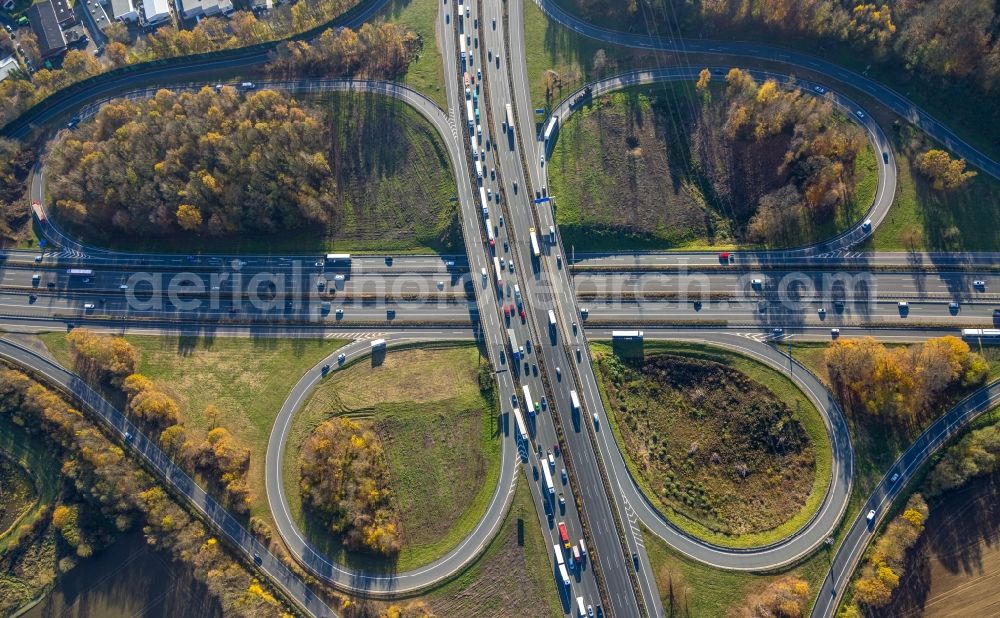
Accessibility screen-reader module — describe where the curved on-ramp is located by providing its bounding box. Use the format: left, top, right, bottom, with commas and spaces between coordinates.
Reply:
264, 333, 519, 596
533, 0, 1000, 182
539, 67, 896, 258
584, 329, 854, 570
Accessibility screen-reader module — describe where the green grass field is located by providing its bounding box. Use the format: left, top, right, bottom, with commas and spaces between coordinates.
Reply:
423, 472, 562, 617
381, 0, 446, 110
591, 340, 833, 549
871, 125, 1000, 252
523, 0, 659, 113
282, 344, 502, 572
39, 332, 347, 521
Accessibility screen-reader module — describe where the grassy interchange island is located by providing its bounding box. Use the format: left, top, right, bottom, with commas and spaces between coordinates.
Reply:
43, 88, 458, 254
548, 74, 877, 252
592, 340, 832, 548
282, 343, 503, 572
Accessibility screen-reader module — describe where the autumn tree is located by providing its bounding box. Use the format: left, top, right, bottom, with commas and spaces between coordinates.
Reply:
825, 336, 986, 421
130, 388, 180, 428
915, 149, 977, 190
736, 576, 810, 617
66, 328, 139, 386
299, 417, 401, 555
176, 204, 203, 231
851, 494, 927, 610
47, 88, 338, 238
191, 426, 252, 513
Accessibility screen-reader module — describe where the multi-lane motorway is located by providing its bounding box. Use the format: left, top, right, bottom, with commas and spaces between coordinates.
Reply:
2, 0, 1000, 616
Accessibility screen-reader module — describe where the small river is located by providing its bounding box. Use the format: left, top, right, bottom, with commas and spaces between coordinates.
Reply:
22, 531, 222, 618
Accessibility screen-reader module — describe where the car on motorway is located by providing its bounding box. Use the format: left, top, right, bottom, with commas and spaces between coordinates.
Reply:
556, 254, 562, 268
34, 254, 42, 262
771, 327, 784, 336
539, 155, 545, 167
83, 303, 95, 311
718, 251, 731, 263
496, 55, 500, 68
559, 493, 565, 512
831, 328, 841, 338
890, 472, 900, 483
751, 277, 763, 288
632, 552, 640, 568
540, 395, 547, 409
593, 412, 599, 428
862, 218, 872, 231
503, 305, 510, 318
337, 353, 346, 364
556, 366, 561, 380
119, 283, 128, 290
949, 301, 960, 313
974, 280, 986, 290
519, 308, 526, 321
882, 152, 889, 164
813, 85, 826, 94
561, 468, 567, 483
588, 606, 594, 617
492, 17, 496, 28
898, 301, 909, 313
511, 394, 519, 408
855, 110, 865, 119
335, 308, 343, 317
553, 443, 560, 456
818, 307, 826, 317
548, 451, 555, 469
253, 552, 262, 565
866, 509, 876, 525
509, 261, 515, 273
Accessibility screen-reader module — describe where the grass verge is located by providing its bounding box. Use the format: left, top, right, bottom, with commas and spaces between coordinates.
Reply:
871, 124, 1000, 252
381, 0, 446, 110
282, 343, 502, 572
591, 339, 832, 549
422, 471, 562, 617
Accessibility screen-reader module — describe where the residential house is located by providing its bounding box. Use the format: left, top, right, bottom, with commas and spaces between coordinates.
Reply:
0, 55, 20, 82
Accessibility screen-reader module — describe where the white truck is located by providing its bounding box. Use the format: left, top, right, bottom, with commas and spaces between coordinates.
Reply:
371, 339, 386, 350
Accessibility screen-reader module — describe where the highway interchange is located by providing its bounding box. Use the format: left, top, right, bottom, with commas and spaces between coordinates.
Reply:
1, 0, 999, 616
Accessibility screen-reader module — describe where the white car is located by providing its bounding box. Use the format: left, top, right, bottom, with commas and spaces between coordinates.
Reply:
337, 353, 346, 364
751, 278, 763, 288
813, 85, 826, 94
855, 110, 865, 119
974, 280, 986, 289
831, 328, 840, 338
889, 472, 900, 483
592, 413, 599, 428
866, 509, 876, 524
898, 301, 909, 308
83, 303, 95, 310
